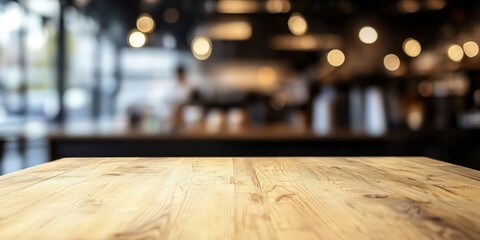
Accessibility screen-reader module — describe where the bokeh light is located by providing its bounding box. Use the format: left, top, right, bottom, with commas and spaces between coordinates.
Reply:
463, 41, 479, 58
65, 88, 89, 110
128, 30, 147, 48
257, 66, 277, 86
136, 13, 155, 34
403, 38, 421, 57
447, 44, 464, 62
0, 2, 23, 32
266, 0, 291, 13
412, 52, 437, 74
383, 54, 401, 71
426, 0, 446, 10
217, 0, 260, 14
397, 0, 420, 13
288, 13, 308, 36
327, 49, 346, 67
208, 21, 252, 41
358, 26, 378, 44
192, 36, 212, 60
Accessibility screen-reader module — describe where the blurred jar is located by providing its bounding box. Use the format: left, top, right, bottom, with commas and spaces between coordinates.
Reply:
227, 108, 246, 132
206, 109, 225, 133
364, 87, 387, 136
289, 110, 306, 131
406, 103, 425, 130
182, 105, 203, 129
312, 87, 335, 135
141, 107, 160, 133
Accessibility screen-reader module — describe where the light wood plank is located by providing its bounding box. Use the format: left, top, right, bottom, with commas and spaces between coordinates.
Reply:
0, 157, 478, 240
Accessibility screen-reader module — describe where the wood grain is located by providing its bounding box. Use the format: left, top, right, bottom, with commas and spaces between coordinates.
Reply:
0, 157, 478, 240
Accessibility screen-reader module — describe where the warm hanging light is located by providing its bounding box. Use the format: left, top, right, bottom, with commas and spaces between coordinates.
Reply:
397, 0, 420, 13
288, 12, 308, 36
384, 54, 400, 71
463, 41, 479, 58
136, 13, 155, 34
257, 66, 277, 86
265, 0, 291, 13
358, 26, 378, 44
327, 49, 345, 67
128, 30, 147, 48
207, 21, 252, 41
217, 0, 260, 14
403, 38, 421, 57
447, 44, 464, 62
192, 36, 212, 60
426, 0, 446, 10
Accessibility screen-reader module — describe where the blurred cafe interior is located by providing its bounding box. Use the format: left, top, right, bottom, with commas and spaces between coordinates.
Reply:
0, 0, 479, 174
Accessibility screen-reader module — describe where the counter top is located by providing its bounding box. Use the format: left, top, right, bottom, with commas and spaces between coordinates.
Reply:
0, 157, 479, 239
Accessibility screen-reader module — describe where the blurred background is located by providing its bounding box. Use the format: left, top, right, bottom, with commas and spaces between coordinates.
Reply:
0, 0, 480, 174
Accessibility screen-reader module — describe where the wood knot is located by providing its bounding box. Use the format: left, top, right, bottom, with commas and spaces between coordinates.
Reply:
275, 193, 295, 203
423, 216, 443, 222
364, 194, 388, 199
105, 173, 122, 176
250, 193, 264, 203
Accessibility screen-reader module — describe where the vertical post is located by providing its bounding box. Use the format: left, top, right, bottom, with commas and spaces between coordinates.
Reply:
110, 45, 122, 117
91, 33, 102, 120
18, 1, 27, 117
17, 0, 28, 169
55, 0, 66, 124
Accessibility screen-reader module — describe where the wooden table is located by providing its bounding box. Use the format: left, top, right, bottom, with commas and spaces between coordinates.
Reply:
0, 157, 479, 239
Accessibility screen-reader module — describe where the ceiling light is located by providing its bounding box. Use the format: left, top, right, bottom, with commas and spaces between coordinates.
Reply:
403, 38, 421, 57
358, 26, 378, 44
447, 44, 464, 62
257, 66, 277, 86
327, 49, 346, 67
136, 13, 155, 34
288, 13, 308, 36
426, 0, 446, 10
463, 41, 479, 58
192, 36, 212, 60
128, 30, 147, 48
270, 34, 341, 51
397, 0, 420, 13
207, 21, 252, 41
266, 0, 291, 13
217, 0, 260, 14
384, 54, 400, 71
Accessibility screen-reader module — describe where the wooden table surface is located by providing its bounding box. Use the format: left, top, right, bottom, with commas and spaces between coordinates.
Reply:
0, 157, 479, 240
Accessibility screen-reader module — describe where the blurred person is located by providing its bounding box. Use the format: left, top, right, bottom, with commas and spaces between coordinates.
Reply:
126, 104, 143, 130
168, 65, 194, 129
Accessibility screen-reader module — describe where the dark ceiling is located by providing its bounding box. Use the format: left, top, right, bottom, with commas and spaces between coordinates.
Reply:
68, 0, 480, 70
